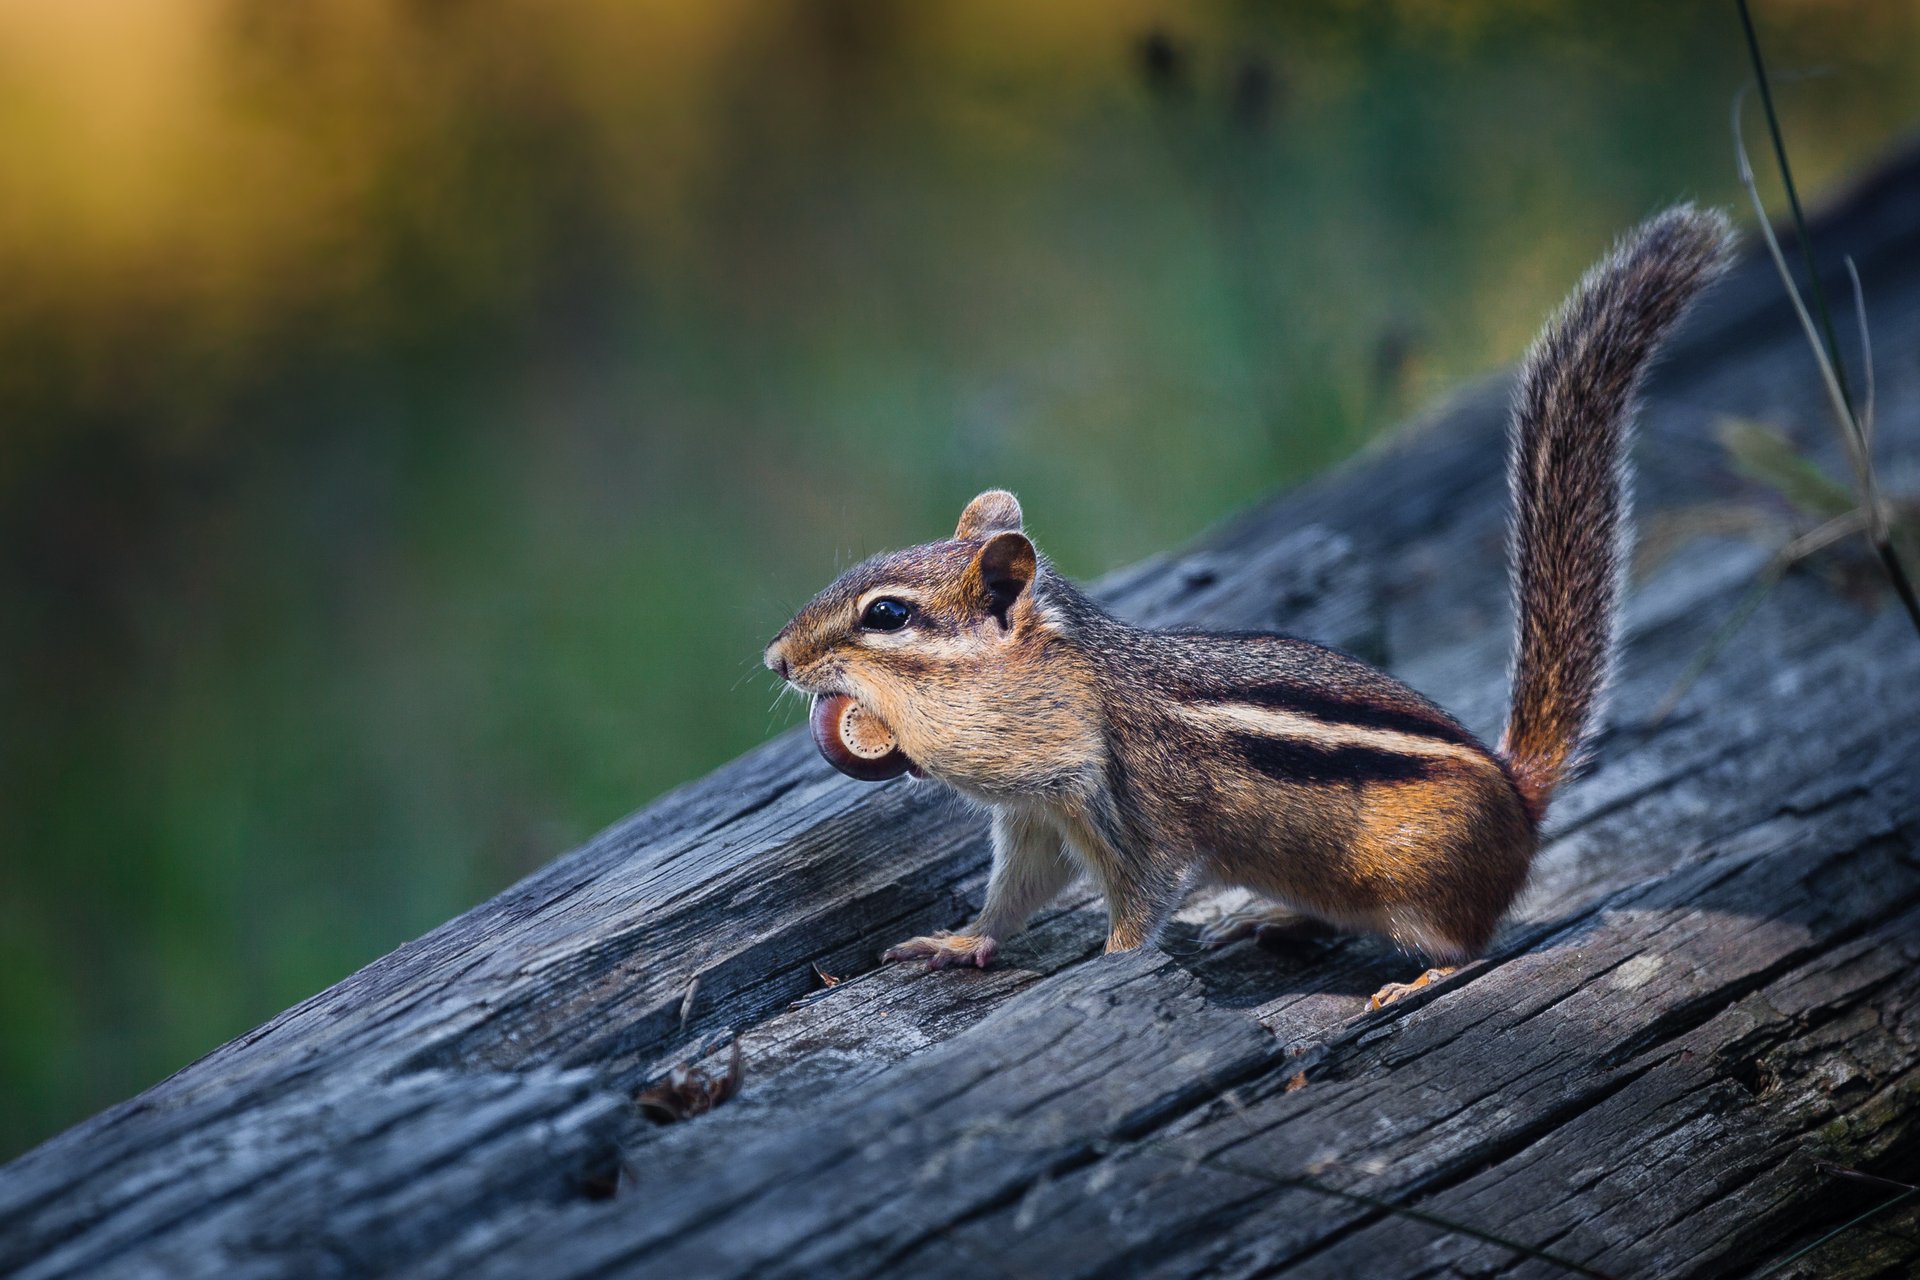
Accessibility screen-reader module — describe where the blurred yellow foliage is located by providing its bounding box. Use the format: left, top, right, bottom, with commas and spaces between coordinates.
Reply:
2, 0, 1918, 1163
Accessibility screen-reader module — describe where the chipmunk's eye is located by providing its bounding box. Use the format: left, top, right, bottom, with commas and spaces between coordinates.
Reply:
859, 598, 913, 632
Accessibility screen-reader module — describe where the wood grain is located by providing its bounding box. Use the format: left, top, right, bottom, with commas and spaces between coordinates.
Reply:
6, 143, 1920, 1279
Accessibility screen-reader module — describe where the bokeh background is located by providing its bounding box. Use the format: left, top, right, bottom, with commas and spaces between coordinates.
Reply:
3, 0, 1917, 1161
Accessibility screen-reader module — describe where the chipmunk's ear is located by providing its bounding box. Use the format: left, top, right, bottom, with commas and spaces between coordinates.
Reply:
954, 489, 1023, 540
971, 530, 1036, 627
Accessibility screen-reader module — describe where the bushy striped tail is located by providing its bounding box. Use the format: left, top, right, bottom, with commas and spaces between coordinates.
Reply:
1501, 206, 1733, 821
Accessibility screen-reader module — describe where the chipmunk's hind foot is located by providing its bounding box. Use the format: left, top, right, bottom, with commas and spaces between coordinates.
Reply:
1198, 904, 1340, 953
1368, 966, 1456, 1010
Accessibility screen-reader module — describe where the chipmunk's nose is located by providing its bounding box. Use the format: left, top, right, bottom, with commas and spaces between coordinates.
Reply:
763, 638, 792, 681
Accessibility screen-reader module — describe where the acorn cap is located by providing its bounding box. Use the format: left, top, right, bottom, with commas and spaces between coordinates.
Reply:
810, 693, 915, 781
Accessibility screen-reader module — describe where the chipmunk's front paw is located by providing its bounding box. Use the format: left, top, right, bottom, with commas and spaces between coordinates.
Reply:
882, 931, 998, 971
1367, 966, 1456, 1010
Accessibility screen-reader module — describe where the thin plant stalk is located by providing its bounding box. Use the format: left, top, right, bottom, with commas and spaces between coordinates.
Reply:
1649, 510, 1868, 727
1753, 1186, 1919, 1277
1735, 0, 1856, 419
1137, 1144, 1618, 1280
1844, 257, 1875, 450
1155, 1092, 1622, 1279
1732, 0, 1920, 635
1812, 1163, 1918, 1195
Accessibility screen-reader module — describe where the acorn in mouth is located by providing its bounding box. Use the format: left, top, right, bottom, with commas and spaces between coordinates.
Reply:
810, 693, 919, 781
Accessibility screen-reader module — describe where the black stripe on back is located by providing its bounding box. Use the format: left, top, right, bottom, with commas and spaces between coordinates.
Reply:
1191, 682, 1479, 749
1228, 732, 1436, 786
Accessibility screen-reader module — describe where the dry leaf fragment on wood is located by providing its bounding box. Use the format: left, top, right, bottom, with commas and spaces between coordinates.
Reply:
787, 961, 846, 1009
634, 1041, 743, 1124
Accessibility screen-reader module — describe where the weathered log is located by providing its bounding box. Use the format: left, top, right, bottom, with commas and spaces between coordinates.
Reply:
5, 143, 1920, 1279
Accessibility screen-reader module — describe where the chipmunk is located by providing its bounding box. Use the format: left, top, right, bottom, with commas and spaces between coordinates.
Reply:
765, 207, 1732, 1007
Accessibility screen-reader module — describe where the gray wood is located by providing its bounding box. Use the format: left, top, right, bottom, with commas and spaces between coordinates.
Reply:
6, 143, 1920, 1279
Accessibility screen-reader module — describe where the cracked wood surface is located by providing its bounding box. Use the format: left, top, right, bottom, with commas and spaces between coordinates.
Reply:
5, 145, 1920, 1279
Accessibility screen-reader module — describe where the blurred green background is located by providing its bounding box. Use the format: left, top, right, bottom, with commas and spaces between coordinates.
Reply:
2, 0, 1916, 1160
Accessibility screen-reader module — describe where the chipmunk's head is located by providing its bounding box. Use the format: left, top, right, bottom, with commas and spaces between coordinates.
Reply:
766, 490, 1078, 788
765, 489, 1038, 697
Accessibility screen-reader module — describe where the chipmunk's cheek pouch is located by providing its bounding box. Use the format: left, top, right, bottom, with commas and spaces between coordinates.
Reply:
810, 693, 917, 781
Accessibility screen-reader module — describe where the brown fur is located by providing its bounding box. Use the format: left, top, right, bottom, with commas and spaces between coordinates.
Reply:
766, 207, 1731, 970
1502, 206, 1734, 818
